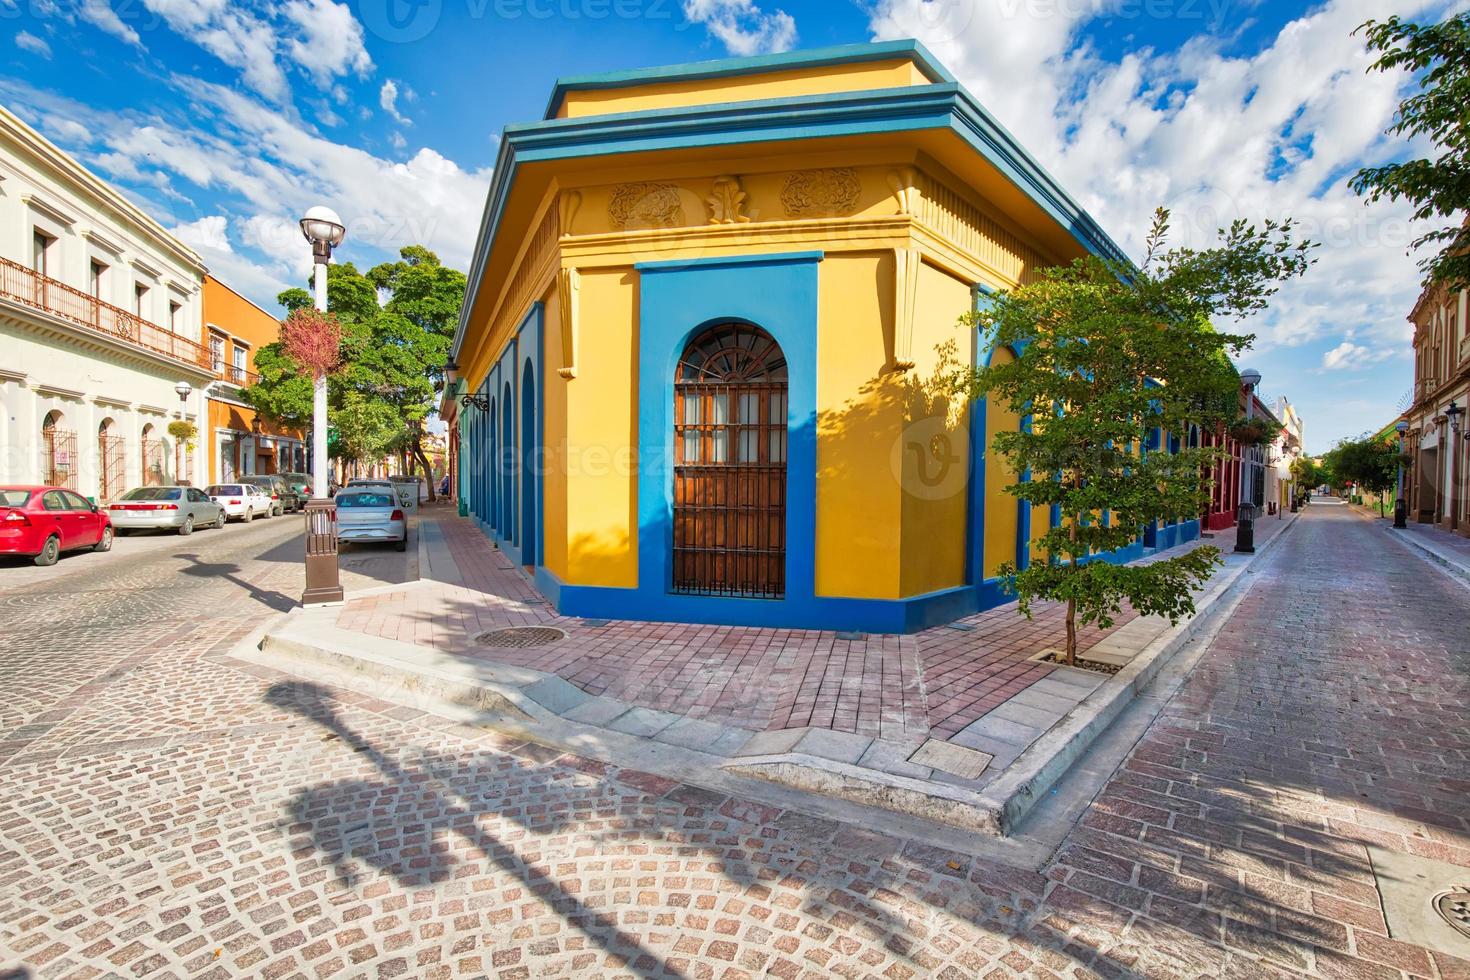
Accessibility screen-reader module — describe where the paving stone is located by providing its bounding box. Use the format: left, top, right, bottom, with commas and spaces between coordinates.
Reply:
987, 700, 1067, 730
730, 728, 807, 757
560, 696, 631, 726
951, 715, 1041, 749
856, 739, 933, 780
908, 739, 993, 780
1007, 686, 1082, 715
605, 707, 683, 737
652, 717, 742, 753
792, 728, 872, 764
520, 676, 591, 714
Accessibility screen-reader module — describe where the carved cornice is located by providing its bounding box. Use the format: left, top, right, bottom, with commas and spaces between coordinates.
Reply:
706, 174, 749, 225
608, 182, 684, 230
780, 167, 861, 218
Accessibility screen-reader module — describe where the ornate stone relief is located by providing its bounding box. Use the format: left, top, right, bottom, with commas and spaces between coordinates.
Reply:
705, 175, 749, 224
779, 168, 861, 218
608, 182, 684, 230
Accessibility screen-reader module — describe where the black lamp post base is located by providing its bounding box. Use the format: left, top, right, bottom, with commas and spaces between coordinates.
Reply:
1392, 498, 1408, 529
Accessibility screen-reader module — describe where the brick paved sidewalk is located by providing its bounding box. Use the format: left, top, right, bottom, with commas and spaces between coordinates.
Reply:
340, 513, 1287, 745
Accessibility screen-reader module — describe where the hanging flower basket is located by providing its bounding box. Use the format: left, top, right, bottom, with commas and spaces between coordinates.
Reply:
1228, 417, 1278, 445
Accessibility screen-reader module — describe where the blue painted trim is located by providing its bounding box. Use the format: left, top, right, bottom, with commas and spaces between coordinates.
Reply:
631, 252, 821, 625
635, 250, 824, 272
543, 39, 954, 119
453, 76, 1132, 357
543, 567, 977, 634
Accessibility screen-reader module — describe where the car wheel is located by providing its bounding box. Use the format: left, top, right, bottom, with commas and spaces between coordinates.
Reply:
34, 535, 60, 566
243, 508, 253, 523
395, 533, 407, 553
93, 527, 114, 552
178, 515, 194, 536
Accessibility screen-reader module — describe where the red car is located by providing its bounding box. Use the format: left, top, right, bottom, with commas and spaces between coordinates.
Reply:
0, 485, 114, 566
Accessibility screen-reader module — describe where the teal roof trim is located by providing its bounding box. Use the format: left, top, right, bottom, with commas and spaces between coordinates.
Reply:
454, 78, 1132, 358
542, 39, 953, 119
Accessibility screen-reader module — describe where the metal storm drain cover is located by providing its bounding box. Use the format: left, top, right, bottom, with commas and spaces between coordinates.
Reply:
1435, 888, 1470, 939
474, 626, 567, 649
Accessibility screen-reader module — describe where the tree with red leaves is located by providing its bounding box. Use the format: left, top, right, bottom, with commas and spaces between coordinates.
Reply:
280, 308, 343, 381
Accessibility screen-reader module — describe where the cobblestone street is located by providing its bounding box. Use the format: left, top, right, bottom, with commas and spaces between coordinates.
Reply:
1, 505, 1467, 979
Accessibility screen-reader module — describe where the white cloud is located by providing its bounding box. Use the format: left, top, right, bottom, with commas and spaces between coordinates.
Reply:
683, 0, 797, 56
135, 0, 372, 102
870, 0, 1450, 448
79, 0, 141, 45
169, 215, 296, 310
1322, 341, 1393, 370
380, 79, 411, 126
15, 31, 52, 58
171, 214, 231, 251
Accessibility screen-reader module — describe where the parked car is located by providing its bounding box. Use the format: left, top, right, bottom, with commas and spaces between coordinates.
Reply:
334, 488, 408, 552
278, 471, 313, 506
259, 474, 301, 514
348, 478, 414, 508
206, 483, 272, 522
0, 485, 113, 565
108, 486, 224, 536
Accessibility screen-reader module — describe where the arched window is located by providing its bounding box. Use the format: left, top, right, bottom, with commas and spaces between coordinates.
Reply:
98, 417, 126, 500
141, 423, 166, 486
673, 321, 787, 599
42, 411, 77, 491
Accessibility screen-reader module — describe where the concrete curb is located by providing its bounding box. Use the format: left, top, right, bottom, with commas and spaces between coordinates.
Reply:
974, 510, 1300, 834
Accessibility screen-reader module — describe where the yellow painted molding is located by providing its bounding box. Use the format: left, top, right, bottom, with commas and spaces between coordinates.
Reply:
557, 266, 581, 380
558, 215, 914, 266
892, 246, 920, 371
558, 188, 582, 237
886, 166, 918, 215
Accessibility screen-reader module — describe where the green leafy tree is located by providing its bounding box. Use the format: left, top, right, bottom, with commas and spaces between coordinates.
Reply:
242, 248, 465, 496
1352, 12, 1470, 287
957, 208, 1315, 665
1289, 455, 1324, 495
1323, 435, 1404, 515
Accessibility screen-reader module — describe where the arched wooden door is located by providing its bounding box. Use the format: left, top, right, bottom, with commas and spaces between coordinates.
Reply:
673, 322, 787, 598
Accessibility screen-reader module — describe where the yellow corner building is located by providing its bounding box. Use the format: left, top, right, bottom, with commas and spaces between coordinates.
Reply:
448, 40, 1165, 632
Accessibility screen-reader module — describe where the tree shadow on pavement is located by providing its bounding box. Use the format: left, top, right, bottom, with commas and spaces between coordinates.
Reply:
176, 553, 296, 612
258, 679, 1119, 978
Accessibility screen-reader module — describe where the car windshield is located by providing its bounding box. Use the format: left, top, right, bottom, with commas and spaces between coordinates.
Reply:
207, 485, 243, 495
336, 493, 395, 508
0, 490, 31, 507
122, 487, 182, 500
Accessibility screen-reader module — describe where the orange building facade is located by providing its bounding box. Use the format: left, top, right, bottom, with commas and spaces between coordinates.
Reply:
201, 276, 307, 484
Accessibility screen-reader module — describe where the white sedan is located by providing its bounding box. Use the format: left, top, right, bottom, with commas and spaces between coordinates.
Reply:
334, 488, 407, 552
206, 483, 274, 522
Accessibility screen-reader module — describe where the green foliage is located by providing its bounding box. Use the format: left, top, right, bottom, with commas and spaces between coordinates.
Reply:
246, 247, 465, 488
956, 207, 1316, 663
1289, 455, 1325, 490
1322, 435, 1405, 515
1228, 414, 1283, 446
166, 420, 197, 444
1351, 12, 1470, 287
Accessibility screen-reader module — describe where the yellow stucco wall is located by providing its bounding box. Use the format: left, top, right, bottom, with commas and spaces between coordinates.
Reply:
983, 346, 1021, 580
551, 266, 640, 588
898, 260, 972, 596
815, 251, 901, 598
555, 59, 934, 119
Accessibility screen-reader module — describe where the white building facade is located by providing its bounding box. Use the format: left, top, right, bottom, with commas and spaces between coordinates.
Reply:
0, 104, 215, 500
1269, 396, 1305, 513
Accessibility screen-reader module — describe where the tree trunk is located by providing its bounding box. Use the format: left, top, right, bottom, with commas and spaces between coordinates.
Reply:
1065, 516, 1079, 666
413, 433, 436, 503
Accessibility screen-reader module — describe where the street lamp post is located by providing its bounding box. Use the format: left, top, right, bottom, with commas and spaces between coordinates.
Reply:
1393, 419, 1409, 528
299, 206, 347, 606
1234, 368, 1261, 554
174, 380, 192, 485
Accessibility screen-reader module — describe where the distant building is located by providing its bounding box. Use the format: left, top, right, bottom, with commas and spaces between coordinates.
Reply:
201, 276, 307, 484
1404, 282, 1468, 534
0, 103, 214, 498
1269, 396, 1304, 513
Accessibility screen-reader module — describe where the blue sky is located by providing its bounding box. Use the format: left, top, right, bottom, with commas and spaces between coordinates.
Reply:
1, 0, 1455, 451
